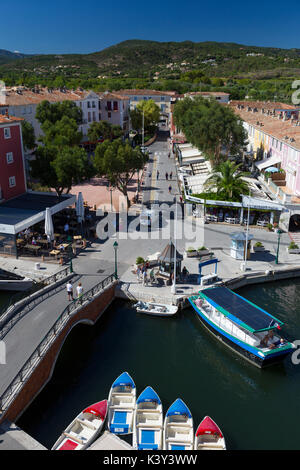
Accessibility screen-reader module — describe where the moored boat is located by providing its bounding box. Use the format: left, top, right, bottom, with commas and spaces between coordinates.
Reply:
107, 371, 136, 435
163, 398, 194, 450
194, 416, 226, 450
189, 286, 295, 368
134, 301, 178, 317
51, 400, 107, 450
133, 386, 163, 450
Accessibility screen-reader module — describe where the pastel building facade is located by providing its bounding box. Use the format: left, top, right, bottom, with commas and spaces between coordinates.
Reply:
0, 115, 26, 202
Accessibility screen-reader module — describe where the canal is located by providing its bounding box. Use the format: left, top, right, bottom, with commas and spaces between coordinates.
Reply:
17, 279, 300, 450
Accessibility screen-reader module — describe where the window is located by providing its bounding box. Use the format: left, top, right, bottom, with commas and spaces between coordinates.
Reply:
161, 96, 165, 101
92, 101, 96, 108
108, 112, 111, 118
6, 152, 13, 164
4, 128, 11, 139
88, 112, 91, 122
113, 101, 118, 111
87, 101, 91, 108
9, 176, 16, 187
107, 101, 112, 111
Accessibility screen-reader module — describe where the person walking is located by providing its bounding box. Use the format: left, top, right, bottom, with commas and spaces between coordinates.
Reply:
168, 185, 172, 194
136, 266, 141, 282
157, 170, 159, 180
170, 171, 173, 180
165, 172, 168, 180
66, 281, 74, 301
168, 152, 170, 158
142, 269, 148, 286
76, 282, 84, 301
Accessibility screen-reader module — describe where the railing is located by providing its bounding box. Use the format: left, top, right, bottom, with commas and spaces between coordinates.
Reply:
0, 273, 116, 416
0, 265, 73, 339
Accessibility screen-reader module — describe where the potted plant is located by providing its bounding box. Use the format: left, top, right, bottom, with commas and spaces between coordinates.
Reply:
197, 246, 211, 257
136, 256, 145, 266
287, 242, 300, 254
267, 223, 273, 231
253, 241, 265, 252
185, 247, 198, 257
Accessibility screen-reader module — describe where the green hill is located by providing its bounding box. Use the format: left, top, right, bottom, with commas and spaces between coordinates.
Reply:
1, 39, 300, 84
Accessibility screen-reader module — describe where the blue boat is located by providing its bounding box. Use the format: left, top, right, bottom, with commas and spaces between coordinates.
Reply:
163, 399, 194, 450
189, 287, 295, 368
133, 386, 163, 450
107, 372, 136, 434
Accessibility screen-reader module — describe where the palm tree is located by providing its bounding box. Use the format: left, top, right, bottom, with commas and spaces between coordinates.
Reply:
204, 160, 250, 201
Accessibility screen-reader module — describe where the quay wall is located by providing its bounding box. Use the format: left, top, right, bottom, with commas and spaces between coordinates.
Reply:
1, 282, 117, 425
222, 266, 300, 291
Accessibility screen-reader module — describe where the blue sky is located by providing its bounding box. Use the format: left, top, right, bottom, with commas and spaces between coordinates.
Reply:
2, 0, 300, 54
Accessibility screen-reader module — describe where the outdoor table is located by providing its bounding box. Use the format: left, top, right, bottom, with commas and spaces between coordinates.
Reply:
25, 244, 41, 255
49, 249, 60, 259
38, 239, 49, 246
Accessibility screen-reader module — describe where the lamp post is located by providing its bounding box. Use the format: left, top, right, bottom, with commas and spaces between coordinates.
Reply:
275, 229, 282, 265
113, 241, 119, 279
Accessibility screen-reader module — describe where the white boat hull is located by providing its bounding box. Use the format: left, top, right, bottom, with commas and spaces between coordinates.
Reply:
135, 301, 178, 317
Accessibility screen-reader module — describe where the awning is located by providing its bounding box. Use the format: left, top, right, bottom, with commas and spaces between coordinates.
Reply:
255, 155, 281, 171
200, 287, 283, 333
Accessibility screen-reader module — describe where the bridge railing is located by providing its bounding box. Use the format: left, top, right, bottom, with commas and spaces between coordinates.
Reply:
0, 273, 116, 417
0, 265, 74, 341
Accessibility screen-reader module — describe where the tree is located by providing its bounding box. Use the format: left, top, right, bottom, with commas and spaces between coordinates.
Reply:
173, 96, 247, 166
93, 138, 148, 208
31, 144, 93, 197
203, 160, 249, 201
87, 121, 123, 142
36, 100, 82, 126
21, 120, 36, 151
130, 99, 160, 132
31, 101, 92, 197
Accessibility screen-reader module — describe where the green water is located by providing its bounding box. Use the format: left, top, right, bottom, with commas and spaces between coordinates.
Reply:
17, 279, 300, 450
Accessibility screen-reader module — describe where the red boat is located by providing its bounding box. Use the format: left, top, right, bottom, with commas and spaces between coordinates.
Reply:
52, 400, 108, 450
194, 416, 226, 450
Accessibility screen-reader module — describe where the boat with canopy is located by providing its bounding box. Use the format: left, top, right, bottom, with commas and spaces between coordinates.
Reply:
189, 286, 295, 367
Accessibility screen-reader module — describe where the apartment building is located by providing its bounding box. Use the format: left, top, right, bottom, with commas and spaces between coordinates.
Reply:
0, 114, 26, 202
117, 89, 175, 120
231, 101, 300, 196
97, 91, 130, 132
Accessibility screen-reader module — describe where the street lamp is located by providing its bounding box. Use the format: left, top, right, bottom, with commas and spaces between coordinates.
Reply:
275, 229, 283, 265
113, 241, 119, 279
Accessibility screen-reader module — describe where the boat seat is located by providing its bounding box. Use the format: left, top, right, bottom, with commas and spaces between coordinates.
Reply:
76, 418, 97, 430
137, 423, 162, 428
63, 432, 84, 445
166, 422, 192, 428
196, 442, 224, 449
111, 392, 134, 397
136, 408, 160, 413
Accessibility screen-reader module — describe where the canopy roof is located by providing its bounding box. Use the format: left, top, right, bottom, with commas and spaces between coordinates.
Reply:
166, 398, 192, 418
196, 416, 223, 437
255, 155, 281, 171
112, 371, 135, 389
83, 400, 107, 420
200, 287, 283, 333
137, 386, 161, 405
158, 241, 183, 262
